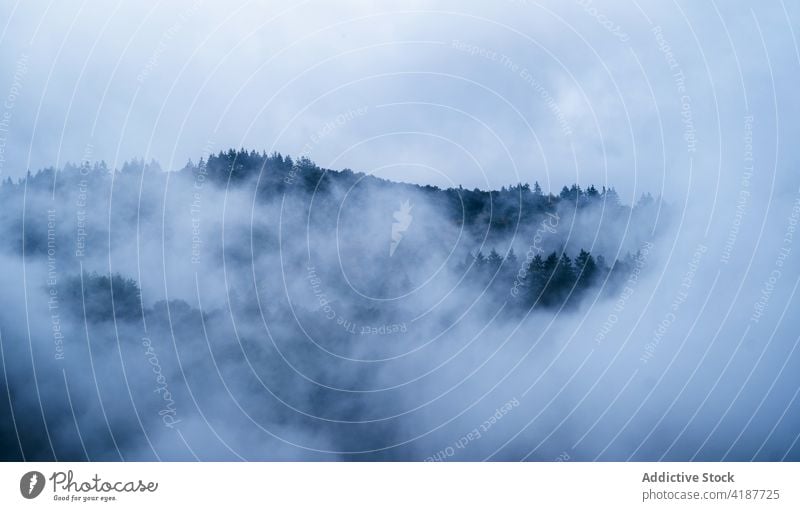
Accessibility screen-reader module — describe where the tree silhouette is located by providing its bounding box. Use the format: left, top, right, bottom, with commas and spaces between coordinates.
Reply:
549, 252, 576, 306
575, 249, 598, 291
486, 248, 503, 275
525, 254, 546, 306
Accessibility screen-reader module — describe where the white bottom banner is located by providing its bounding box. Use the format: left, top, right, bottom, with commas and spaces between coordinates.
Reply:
1, 462, 797, 510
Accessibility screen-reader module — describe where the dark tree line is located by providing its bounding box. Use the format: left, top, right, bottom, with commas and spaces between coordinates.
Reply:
60, 272, 143, 322
4, 149, 660, 253
460, 246, 643, 310
2, 150, 658, 315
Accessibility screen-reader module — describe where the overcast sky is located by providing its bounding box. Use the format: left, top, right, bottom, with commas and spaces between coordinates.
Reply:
0, 0, 797, 202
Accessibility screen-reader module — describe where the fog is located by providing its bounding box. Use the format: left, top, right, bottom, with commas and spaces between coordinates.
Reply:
0, 149, 796, 462
0, 1, 799, 461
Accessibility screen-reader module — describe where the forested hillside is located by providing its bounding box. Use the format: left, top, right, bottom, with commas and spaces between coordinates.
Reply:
0, 149, 665, 461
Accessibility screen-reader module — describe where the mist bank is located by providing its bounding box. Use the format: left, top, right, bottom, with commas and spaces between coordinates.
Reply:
0, 151, 797, 461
